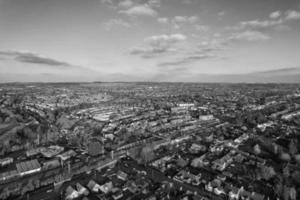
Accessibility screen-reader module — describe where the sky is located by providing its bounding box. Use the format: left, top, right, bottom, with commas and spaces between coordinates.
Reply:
0, 0, 300, 82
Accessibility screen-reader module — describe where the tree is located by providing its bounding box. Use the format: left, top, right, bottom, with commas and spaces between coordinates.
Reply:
260, 166, 276, 180
289, 139, 298, 155
290, 187, 297, 200
254, 144, 261, 155
139, 144, 155, 164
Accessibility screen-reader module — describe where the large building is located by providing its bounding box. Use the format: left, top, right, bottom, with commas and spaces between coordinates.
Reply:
16, 159, 41, 176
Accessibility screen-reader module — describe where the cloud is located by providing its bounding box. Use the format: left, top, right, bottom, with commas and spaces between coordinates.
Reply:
129, 33, 227, 66
128, 46, 179, 58
101, 0, 137, 9
119, 4, 157, 17
188, 15, 199, 23
102, 0, 161, 17
230, 31, 270, 41
172, 15, 198, 23
128, 33, 186, 58
218, 11, 226, 17
101, 0, 117, 9
285, 10, 300, 20
241, 19, 283, 28
274, 24, 292, 32
227, 8, 300, 31
173, 16, 187, 23
157, 17, 169, 24
104, 18, 131, 30
227, 18, 283, 30
0, 50, 76, 68
197, 39, 228, 52
181, 0, 193, 4
158, 54, 215, 66
146, 34, 186, 44
269, 11, 281, 19
194, 25, 210, 32
170, 15, 199, 29
118, 0, 134, 9
148, 0, 161, 8
157, 38, 226, 67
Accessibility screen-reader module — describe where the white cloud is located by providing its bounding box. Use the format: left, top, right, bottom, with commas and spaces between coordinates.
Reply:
170, 15, 199, 29
146, 34, 186, 45
104, 18, 131, 30
173, 23, 180, 29
181, 0, 193, 4
118, 0, 134, 9
218, 11, 225, 17
103, 0, 160, 17
101, 0, 113, 4
158, 54, 215, 66
197, 39, 227, 52
274, 24, 292, 32
188, 15, 199, 23
213, 33, 221, 38
269, 11, 282, 19
240, 19, 283, 28
148, 0, 161, 8
129, 34, 187, 58
158, 17, 169, 24
285, 10, 300, 20
173, 16, 187, 23
119, 4, 157, 17
227, 8, 300, 31
172, 15, 198, 23
230, 31, 270, 41
195, 25, 210, 32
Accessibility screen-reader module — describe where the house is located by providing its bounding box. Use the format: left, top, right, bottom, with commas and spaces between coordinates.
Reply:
40, 145, 64, 158
26, 147, 44, 157
56, 150, 76, 161
116, 170, 128, 181
176, 157, 188, 168
112, 190, 123, 200
214, 187, 225, 195
76, 183, 89, 196
174, 170, 200, 185
100, 181, 113, 194
212, 159, 226, 171
205, 182, 213, 192
87, 180, 102, 193
123, 180, 138, 193
65, 186, 79, 200
239, 188, 251, 200
135, 176, 151, 190
251, 192, 265, 200
189, 143, 206, 154
0, 157, 13, 167
42, 159, 60, 170
0, 170, 19, 182
145, 195, 157, 200
199, 115, 214, 121
229, 186, 239, 200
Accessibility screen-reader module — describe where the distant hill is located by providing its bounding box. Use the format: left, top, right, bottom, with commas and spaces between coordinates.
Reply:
1, 67, 300, 83
167, 67, 300, 83
210, 67, 300, 83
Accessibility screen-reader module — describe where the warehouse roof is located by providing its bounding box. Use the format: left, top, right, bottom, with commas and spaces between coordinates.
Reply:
16, 159, 41, 173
